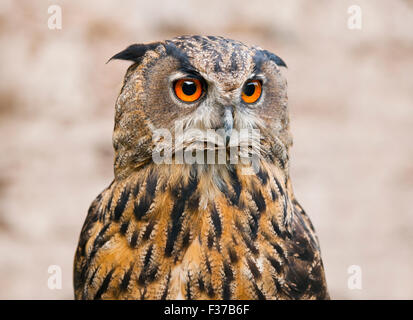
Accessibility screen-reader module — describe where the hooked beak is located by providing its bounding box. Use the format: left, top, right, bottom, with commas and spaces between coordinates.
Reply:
223, 106, 234, 145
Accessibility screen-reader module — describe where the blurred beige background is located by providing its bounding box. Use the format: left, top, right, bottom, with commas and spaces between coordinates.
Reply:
0, 0, 412, 299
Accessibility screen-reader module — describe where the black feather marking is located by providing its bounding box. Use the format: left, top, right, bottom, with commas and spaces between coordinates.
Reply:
207, 282, 215, 298
134, 198, 151, 220
207, 231, 214, 249
120, 265, 133, 292
142, 220, 155, 241
145, 171, 158, 198
186, 271, 192, 300
88, 266, 100, 285
223, 261, 234, 298
120, 220, 130, 235
187, 193, 200, 211
207, 35, 219, 41
218, 183, 231, 204
140, 287, 147, 300
211, 205, 222, 239
106, 193, 113, 212
271, 242, 287, 261
248, 213, 259, 240
223, 262, 234, 281
143, 244, 153, 268
252, 282, 266, 300
164, 199, 185, 257
77, 264, 88, 293
181, 229, 191, 249
236, 219, 259, 255
252, 189, 266, 213
160, 271, 171, 300
271, 218, 283, 238
273, 276, 283, 294
146, 265, 159, 283
89, 224, 111, 262
182, 173, 198, 196
94, 269, 115, 300
198, 276, 205, 292
113, 187, 129, 221
205, 255, 212, 274
138, 245, 157, 285
133, 180, 140, 197
257, 167, 269, 185
102, 192, 113, 222
227, 246, 239, 263
222, 279, 231, 300
270, 188, 277, 201
78, 202, 100, 256
247, 189, 264, 240
130, 231, 139, 248
164, 40, 196, 72
133, 172, 158, 220
228, 167, 242, 205
230, 51, 238, 71
273, 177, 288, 221
246, 258, 261, 280
214, 57, 222, 72
164, 172, 198, 257
218, 167, 242, 207
267, 255, 282, 274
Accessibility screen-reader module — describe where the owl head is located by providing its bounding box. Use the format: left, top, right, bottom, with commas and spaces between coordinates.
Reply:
110, 35, 291, 179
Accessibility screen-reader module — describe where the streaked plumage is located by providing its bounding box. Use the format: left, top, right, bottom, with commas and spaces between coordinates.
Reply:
74, 35, 329, 300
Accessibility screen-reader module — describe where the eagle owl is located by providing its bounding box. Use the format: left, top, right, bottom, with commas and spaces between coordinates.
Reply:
74, 35, 329, 300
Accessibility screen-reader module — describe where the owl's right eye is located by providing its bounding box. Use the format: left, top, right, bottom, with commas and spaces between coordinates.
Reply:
174, 78, 203, 102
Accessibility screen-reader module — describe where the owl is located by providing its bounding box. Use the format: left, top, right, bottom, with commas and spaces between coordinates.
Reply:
73, 35, 329, 300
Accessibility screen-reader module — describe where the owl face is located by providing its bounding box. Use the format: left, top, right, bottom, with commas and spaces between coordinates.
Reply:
111, 36, 291, 177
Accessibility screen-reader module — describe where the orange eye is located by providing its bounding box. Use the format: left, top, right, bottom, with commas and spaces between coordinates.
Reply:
174, 78, 203, 102
241, 80, 262, 104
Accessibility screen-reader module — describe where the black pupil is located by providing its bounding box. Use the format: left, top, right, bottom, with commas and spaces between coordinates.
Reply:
182, 81, 197, 96
244, 82, 256, 96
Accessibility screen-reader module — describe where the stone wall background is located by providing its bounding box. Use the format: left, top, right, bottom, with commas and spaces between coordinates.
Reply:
0, 0, 412, 299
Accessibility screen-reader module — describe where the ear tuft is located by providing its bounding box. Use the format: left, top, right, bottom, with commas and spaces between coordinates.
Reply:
107, 42, 160, 64
262, 49, 287, 68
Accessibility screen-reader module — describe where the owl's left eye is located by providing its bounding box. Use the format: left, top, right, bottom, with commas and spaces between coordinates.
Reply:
174, 78, 203, 102
242, 79, 262, 104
